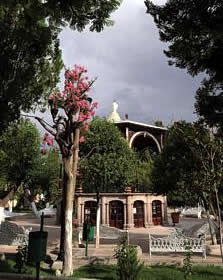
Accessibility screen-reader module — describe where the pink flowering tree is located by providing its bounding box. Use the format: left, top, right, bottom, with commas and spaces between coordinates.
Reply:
34, 65, 98, 276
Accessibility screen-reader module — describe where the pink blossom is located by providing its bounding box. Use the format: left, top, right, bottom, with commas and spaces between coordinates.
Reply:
83, 122, 89, 131
49, 64, 98, 124
92, 102, 99, 109
79, 136, 85, 143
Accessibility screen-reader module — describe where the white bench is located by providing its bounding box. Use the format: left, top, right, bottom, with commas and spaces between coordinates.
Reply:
148, 229, 206, 259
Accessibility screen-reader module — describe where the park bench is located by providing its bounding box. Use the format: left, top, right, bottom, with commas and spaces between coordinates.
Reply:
148, 228, 206, 259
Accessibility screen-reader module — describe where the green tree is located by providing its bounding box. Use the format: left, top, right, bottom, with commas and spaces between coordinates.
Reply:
151, 121, 199, 208
135, 150, 153, 193
0, 119, 40, 206
0, 1, 63, 133
145, 0, 223, 126
0, 0, 122, 133
152, 121, 223, 246
27, 149, 60, 204
80, 117, 137, 248
80, 118, 137, 193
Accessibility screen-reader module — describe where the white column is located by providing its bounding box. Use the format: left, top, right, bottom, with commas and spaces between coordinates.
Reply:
95, 203, 101, 248
0, 207, 5, 224
101, 197, 106, 225
148, 202, 153, 226
77, 197, 81, 226
144, 203, 149, 228
162, 201, 169, 225
81, 203, 84, 225
106, 203, 110, 226
124, 203, 127, 229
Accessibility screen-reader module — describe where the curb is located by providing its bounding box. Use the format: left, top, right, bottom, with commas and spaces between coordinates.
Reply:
0, 274, 99, 280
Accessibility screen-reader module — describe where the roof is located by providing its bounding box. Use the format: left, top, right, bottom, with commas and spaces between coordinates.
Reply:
115, 120, 168, 131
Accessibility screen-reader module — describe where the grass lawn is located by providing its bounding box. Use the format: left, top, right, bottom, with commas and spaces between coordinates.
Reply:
72, 264, 223, 280
0, 259, 53, 276
2, 260, 223, 279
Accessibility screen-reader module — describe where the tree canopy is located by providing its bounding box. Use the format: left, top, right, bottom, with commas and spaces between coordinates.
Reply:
27, 149, 60, 204
0, 0, 122, 133
151, 121, 198, 207
0, 119, 40, 191
0, 1, 63, 132
152, 120, 223, 210
79, 118, 137, 193
145, 0, 223, 126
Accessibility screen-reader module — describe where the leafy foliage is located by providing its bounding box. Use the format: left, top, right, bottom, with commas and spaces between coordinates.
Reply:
0, 0, 121, 133
152, 120, 223, 211
183, 246, 193, 280
134, 150, 153, 193
0, 119, 40, 189
195, 79, 223, 128
145, 0, 223, 127
151, 121, 199, 207
27, 149, 60, 203
145, 0, 223, 79
14, 233, 29, 274
0, 1, 63, 133
114, 234, 144, 280
80, 118, 137, 193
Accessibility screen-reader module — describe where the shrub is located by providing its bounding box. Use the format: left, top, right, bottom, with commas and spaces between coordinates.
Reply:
114, 234, 144, 280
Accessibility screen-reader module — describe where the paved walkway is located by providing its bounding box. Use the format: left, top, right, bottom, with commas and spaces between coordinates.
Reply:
1, 215, 222, 269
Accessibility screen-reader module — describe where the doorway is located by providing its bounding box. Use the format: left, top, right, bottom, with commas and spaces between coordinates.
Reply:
109, 200, 124, 229
133, 200, 144, 227
84, 201, 97, 226
152, 200, 162, 225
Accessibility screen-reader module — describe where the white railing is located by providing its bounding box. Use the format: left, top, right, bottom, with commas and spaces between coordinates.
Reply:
148, 228, 206, 258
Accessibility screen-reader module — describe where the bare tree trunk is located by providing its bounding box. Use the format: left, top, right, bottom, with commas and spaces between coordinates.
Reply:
207, 209, 217, 245
57, 181, 66, 261
62, 128, 80, 276
210, 200, 218, 221
31, 201, 40, 217
202, 195, 217, 245
215, 186, 223, 263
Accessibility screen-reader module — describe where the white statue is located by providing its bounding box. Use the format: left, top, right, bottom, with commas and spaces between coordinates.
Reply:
107, 101, 121, 122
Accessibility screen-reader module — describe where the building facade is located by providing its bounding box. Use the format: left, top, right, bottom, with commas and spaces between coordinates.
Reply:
75, 189, 168, 229
75, 103, 169, 229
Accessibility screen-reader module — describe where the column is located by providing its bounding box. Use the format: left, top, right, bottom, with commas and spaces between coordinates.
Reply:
0, 206, 5, 224
127, 198, 134, 229
124, 203, 127, 229
106, 203, 110, 226
144, 203, 149, 228
80, 203, 84, 225
163, 201, 169, 225
148, 202, 153, 226
101, 196, 106, 225
77, 196, 81, 226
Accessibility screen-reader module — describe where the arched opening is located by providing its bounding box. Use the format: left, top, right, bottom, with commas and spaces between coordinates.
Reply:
133, 200, 144, 227
152, 200, 162, 225
109, 200, 124, 229
129, 131, 161, 158
84, 201, 97, 226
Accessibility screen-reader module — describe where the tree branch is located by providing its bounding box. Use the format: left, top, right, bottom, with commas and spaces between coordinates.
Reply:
22, 114, 56, 137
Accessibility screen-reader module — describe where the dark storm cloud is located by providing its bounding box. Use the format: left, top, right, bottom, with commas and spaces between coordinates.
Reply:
59, 0, 202, 126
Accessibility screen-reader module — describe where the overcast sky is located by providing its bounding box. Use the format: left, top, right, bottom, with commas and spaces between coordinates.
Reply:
56, 0, 202, 126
